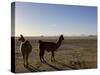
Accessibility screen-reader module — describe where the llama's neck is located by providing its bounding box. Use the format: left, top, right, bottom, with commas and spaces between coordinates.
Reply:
21, 39, 26, 44
22, 37, 25, 42
57, 38, 62, 48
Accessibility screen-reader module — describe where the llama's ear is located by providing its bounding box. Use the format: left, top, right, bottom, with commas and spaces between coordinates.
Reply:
61, 34, 63, 36
20, 34, 23, 37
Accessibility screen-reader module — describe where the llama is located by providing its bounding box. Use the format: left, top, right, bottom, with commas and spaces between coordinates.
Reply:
39, 35, 64, 62
18, 34, 32, 66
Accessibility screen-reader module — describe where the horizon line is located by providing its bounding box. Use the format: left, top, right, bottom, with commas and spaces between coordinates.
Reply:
11, 34, 97, 37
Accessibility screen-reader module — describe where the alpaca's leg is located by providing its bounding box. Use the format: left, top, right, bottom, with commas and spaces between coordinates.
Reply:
51, 51, 55, 62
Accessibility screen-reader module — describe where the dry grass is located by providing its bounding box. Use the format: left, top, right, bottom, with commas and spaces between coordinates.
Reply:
15, 36, 97, 73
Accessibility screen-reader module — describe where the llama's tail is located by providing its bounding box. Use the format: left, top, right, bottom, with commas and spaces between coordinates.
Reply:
39, 40, 42, 44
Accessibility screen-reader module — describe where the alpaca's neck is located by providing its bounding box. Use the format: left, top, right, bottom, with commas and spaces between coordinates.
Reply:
57, 38, 62, 48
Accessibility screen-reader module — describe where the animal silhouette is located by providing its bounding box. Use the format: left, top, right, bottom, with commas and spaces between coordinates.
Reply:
39, 35, 64, 62
18, 34, 32, 66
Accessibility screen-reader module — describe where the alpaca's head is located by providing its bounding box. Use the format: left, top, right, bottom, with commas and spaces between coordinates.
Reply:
18, 34, 25, 42
60, 35, 64, 41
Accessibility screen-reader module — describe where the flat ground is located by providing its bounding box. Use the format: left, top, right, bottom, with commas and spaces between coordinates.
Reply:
15, 36, 97, 73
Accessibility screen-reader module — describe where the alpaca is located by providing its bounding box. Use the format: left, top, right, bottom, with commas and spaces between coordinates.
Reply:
18, 34, 32, 66
39, 35, 64, 62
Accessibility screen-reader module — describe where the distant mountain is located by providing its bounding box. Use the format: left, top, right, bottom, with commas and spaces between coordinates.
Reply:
88, 35, 97, 37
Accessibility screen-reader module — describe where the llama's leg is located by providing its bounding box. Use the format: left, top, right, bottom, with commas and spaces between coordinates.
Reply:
22, 52, 25, 65
41, 51, 45, 62
51, 51, 55, 62
39, 50, 42, 62
24, 55, 27, 65
39, 50, 45, 62
23, 55, 25, 65
26, 53, 29, 65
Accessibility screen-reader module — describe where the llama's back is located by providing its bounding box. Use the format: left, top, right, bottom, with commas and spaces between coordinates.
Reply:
38, 40, 57, 52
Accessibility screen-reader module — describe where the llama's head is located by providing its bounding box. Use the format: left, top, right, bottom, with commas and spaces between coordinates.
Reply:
60, 35, 64, 41
18, 34, 25, 42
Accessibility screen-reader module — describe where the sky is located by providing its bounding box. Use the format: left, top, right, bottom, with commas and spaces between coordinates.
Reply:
13, 2, 97, 36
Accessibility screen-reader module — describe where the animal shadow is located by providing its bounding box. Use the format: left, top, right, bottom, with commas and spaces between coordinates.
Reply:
54, 60, 77, 69
24, 64, 41, 72
43, 61, 62, 70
